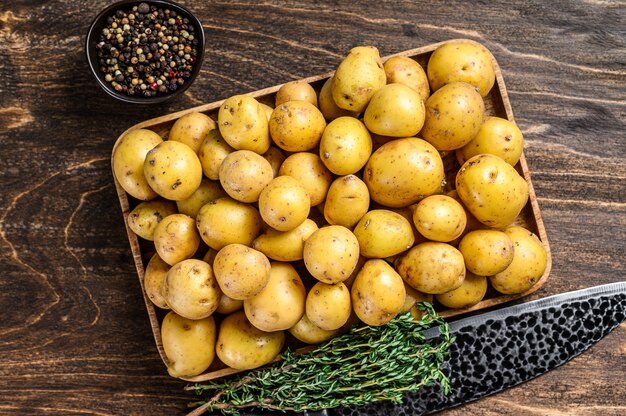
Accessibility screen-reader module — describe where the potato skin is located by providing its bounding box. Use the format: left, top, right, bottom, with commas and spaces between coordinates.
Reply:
252, 218, 318, 262
128, 199, 177, 241
435, 272, 487, 309
112, 128, 163, 201
319, 117, 372, 176
458, 229, 514, 276
456, 116, 524, 166
351, 259, 406, 326
269, 101, 326, 152
216, 311, 285, 370
168, 112, 216, 153
218, 95, 270, 154
153, 213, 201, 266
216, 293, 244, 315
332, 46, 386, 112
262, 146, 286, 178
363, 83, 426, 137
353, 210, 415, 258
455, 154, 529, 229
279, 152, 332, 206
413, 195, 467, 243
397, 242, 466, 294
164, 259, 221, 320
196, 197, 263, 250
259, 176, 310, 232
198, 129, 235, 180
219, 150, 274, 203
213, 244, 271, 300
144, 253, 171, 309
144, 140, 203, 201
275, 81, 318, 108
490, 226, 547, 294
175, 179, 227, 219
161, 312, 216, 377
306, 282, 351, 330
303, 225, 361, 284
288, 313, 339, 344
324, 175, 370, 229
383, 56, 430, 102
318, 77, 357, 121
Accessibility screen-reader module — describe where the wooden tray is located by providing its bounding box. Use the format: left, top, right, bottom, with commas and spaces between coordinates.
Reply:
111, 39, 552, 382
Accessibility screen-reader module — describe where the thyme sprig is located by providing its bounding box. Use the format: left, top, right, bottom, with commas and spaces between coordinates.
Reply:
187, 302, 453, 415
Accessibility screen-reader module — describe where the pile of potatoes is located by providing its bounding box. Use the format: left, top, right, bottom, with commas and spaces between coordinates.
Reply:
113, 39, 548, 378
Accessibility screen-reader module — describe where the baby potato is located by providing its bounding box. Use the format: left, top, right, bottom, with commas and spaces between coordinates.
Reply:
275, 81, 318, 107
408, 292, 435, 321
216, 293, 244, 315
319, 117, 372, 175
413, 195, 467, 242
252, 218, 319, 262
456, 154, 529, 229
168, 112, 216, 153
216, 310, 285, 370
144, 253, 171, 309
458, 229, 514, 276
436, 272, 487, 309
303, 225, 360, 284
153, 213, 201, 266
161, 312, 216, 377
332, 46, 387, 112
306, 282, 351, 331
269, 101, 326, 152
383, 56, 430, 102
456, 116, 524, 166
213, 244, 271, 300
490, 226, 548, 294
164, 259, 221, 320
176, 179, 227, 219
351, 259, 406, 326
288, 313, 339, 344
363, 83, 426, 137
219, 150, 274, 203
353, 210, 415, 258
279, 152, 332, 206
128, 198, 177, 241
427, 39, 496, 97
318, 77, 358, 121
244, 262, 306, 331
218, 95, 271, 154
259, 102, 274, 121
259, 176, 310, 232
196, 197, 263, 250
324, 175, 370, 229
397, 242, 466, 294
144, 140, 203, 201
112, 128, 163, 200
262, 146, 286, 178
421, 82, 485, 151
202, 248, 219, 266
364, 138, 445, 208
198, 129, 235, 180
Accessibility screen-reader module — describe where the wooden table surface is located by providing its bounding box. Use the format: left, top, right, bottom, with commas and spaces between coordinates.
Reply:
1, 0, 624, 415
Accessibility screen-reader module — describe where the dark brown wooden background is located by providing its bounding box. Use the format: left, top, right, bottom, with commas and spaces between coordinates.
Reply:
1, 0, 624, 415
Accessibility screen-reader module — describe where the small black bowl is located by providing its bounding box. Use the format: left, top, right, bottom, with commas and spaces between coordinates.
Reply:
85, 0, 205, 104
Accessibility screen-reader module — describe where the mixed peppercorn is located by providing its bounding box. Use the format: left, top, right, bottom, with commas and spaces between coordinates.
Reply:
95, 2, 200, 97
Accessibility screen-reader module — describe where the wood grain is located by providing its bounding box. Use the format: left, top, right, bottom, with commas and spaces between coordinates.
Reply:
0, 0, 624, 415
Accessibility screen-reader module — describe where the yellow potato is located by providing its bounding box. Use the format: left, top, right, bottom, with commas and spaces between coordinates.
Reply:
427, 40, 496, 97
269, 101, 326, 152
175, 179, 227, 219
259, 176, 310, 232
219, 150, 274, 203
397, 242, 466, 294
244, 262, 306, 331
153, 213, 201, 266
262, 146, 286, 178
196, 197, 263, 250
218, 95, 271, 154
456, 154, 529, 228
303, 225, 360, 284
364, 138, 445, 208
144, 140, 203, 200
436, 272, 487, 309
112, 128, 163, 200
213, 244, 271, 300
164, 259, 221, 320
318, 77, 357, 121
288, 313, 339, 344
215, 293, 244, 315
445, 189, 486, 244
252, 218, 319, 262
490, 226, 548, 294
168, 112, 216, 153
144, 253, 171, 309
279, 152, 332, 206
275, 81, 318, 107
363, 83, 426, 137
202, 248, 219, 266
332, 46, 386, 112
401, 283, 433, 313
305, 282, 351, 330
128, 199, 177, 241
413, 195, 467, 242
339, 255, 367, 289
383, 56, 430, 102
408, 291, 435, 321
198, 129, 235, 180
351, 259, 406, 326
161, 311, 216, 377
259, 102, 274, 121
324, 175, 370, 229
421, 82, 485, 151
353, 210, 415, 258
458, 229, 514, 276
319, 116, 372, 175
216, 310, 285, 370
456, 116, 524, 166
